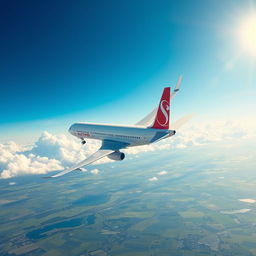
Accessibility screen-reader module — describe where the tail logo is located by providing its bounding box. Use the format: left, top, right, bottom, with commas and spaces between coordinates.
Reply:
157, 100, 169, 126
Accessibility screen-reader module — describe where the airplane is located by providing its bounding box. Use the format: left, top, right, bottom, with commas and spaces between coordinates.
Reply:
46, 76, 192, 178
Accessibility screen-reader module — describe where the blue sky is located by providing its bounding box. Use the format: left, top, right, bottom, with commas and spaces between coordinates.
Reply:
0, 0, 255, 142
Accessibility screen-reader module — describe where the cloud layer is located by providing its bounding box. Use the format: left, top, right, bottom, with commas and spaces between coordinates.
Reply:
0, 118, 255, 179
148, 177, 158, 182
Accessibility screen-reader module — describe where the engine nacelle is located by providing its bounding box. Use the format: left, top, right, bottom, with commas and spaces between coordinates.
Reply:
107, 151, 125, 161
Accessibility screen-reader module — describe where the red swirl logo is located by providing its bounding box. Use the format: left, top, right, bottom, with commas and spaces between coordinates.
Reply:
157, 100, 169, 126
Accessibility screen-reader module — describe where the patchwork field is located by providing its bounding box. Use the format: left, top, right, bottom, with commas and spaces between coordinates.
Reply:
1, 140, 256, 255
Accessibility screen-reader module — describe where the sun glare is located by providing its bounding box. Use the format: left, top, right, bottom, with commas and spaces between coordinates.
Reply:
237, 14, 256, 57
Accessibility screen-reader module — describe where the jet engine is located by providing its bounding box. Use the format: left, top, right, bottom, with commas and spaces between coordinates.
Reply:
107, 151, 125, 161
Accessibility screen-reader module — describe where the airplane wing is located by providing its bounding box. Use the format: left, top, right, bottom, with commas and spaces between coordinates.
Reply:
154, 114, 194, 142
136, 76, 182, 127
44, 140, 129, 178
44, 149, 114, 178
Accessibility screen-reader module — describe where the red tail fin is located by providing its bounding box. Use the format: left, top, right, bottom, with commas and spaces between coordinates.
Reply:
151, 87, 170, 129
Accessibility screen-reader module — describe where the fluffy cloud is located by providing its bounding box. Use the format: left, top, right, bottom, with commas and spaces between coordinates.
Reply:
148, 177, 158, 182
158, 171, 167, 175
0, 140, 63, 179
0, 153, 62, 179
239, 199, 256, 204
0, 118, 255, 179
31, 131, 100, 165
90, 169, 100, 175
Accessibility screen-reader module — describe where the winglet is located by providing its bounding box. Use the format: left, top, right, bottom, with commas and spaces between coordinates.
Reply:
171, 75, 182, 98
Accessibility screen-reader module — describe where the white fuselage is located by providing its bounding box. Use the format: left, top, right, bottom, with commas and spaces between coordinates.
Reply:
69, 122, 175, 147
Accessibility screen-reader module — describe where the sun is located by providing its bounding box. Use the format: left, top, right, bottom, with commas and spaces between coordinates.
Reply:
237, 13, 256, 57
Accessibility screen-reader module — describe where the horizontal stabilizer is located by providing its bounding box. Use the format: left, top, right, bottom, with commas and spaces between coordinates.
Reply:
135, 107, 157, 127
170, 114, 194, 130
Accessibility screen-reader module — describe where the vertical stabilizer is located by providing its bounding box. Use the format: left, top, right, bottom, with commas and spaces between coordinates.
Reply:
151, 87, 170, 129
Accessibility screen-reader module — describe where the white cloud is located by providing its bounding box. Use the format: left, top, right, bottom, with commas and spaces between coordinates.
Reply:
175, 143, 187, 149
0, 131, 108, 179
0, 154, 62, 179
148, 177, 158, 182
239, 199, 256, 203
158, 170, 167, 175
9, 182, 16, 186
90, 169, 100, 175
31, 131, 99, 164
0, 117, 255, 179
